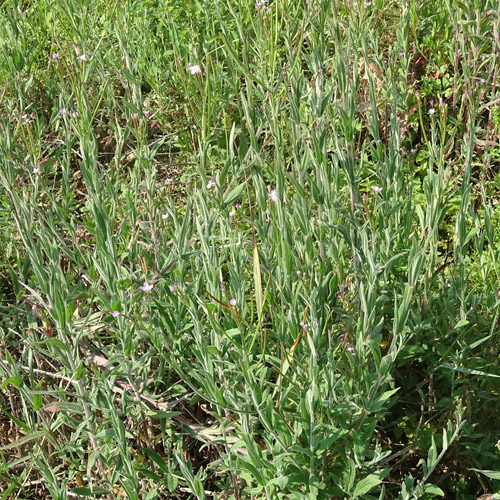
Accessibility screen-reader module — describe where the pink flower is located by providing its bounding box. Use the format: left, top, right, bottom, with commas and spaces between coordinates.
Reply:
188, 63, 202, 75
296, 270, 301, 276
229, 298, 237, 306
52, 52, 59, 60
32, 168, 39, 174
161, 213, 169, 220
373, 185, 382, 193
428, 108, 436, 115
268, 189, 279, 202
76, 54, 88, 61
169, 283, 178, 292
112, 311, 120, 317
140, 282, 153, 292
60, 108, 67, 115
131, 112, 139, 118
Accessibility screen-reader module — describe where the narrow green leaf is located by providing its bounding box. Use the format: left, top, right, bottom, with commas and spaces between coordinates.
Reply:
0, 376, 23, 389
143, 448, 170, 474
424, 484, 445, 496
0, 430, 48, 451
352, 469, 390, 498
252, 240, 263, 319
469, 468, 500, 480
71, 487, 111, 495
435, 364, 500, 379
223, 182, 245, 207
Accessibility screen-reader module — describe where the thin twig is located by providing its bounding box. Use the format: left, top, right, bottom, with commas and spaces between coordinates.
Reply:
0, 359, 74, 383
0, 81, 8, 107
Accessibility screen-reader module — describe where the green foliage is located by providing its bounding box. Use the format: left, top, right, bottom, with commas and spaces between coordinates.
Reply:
1, 0, 500, 498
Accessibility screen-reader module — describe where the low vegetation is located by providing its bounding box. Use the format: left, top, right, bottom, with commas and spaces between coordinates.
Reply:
0, 0, 500, 498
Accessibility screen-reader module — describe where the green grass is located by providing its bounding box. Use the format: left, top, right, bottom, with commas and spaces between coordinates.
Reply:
0, 0, 500, 498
